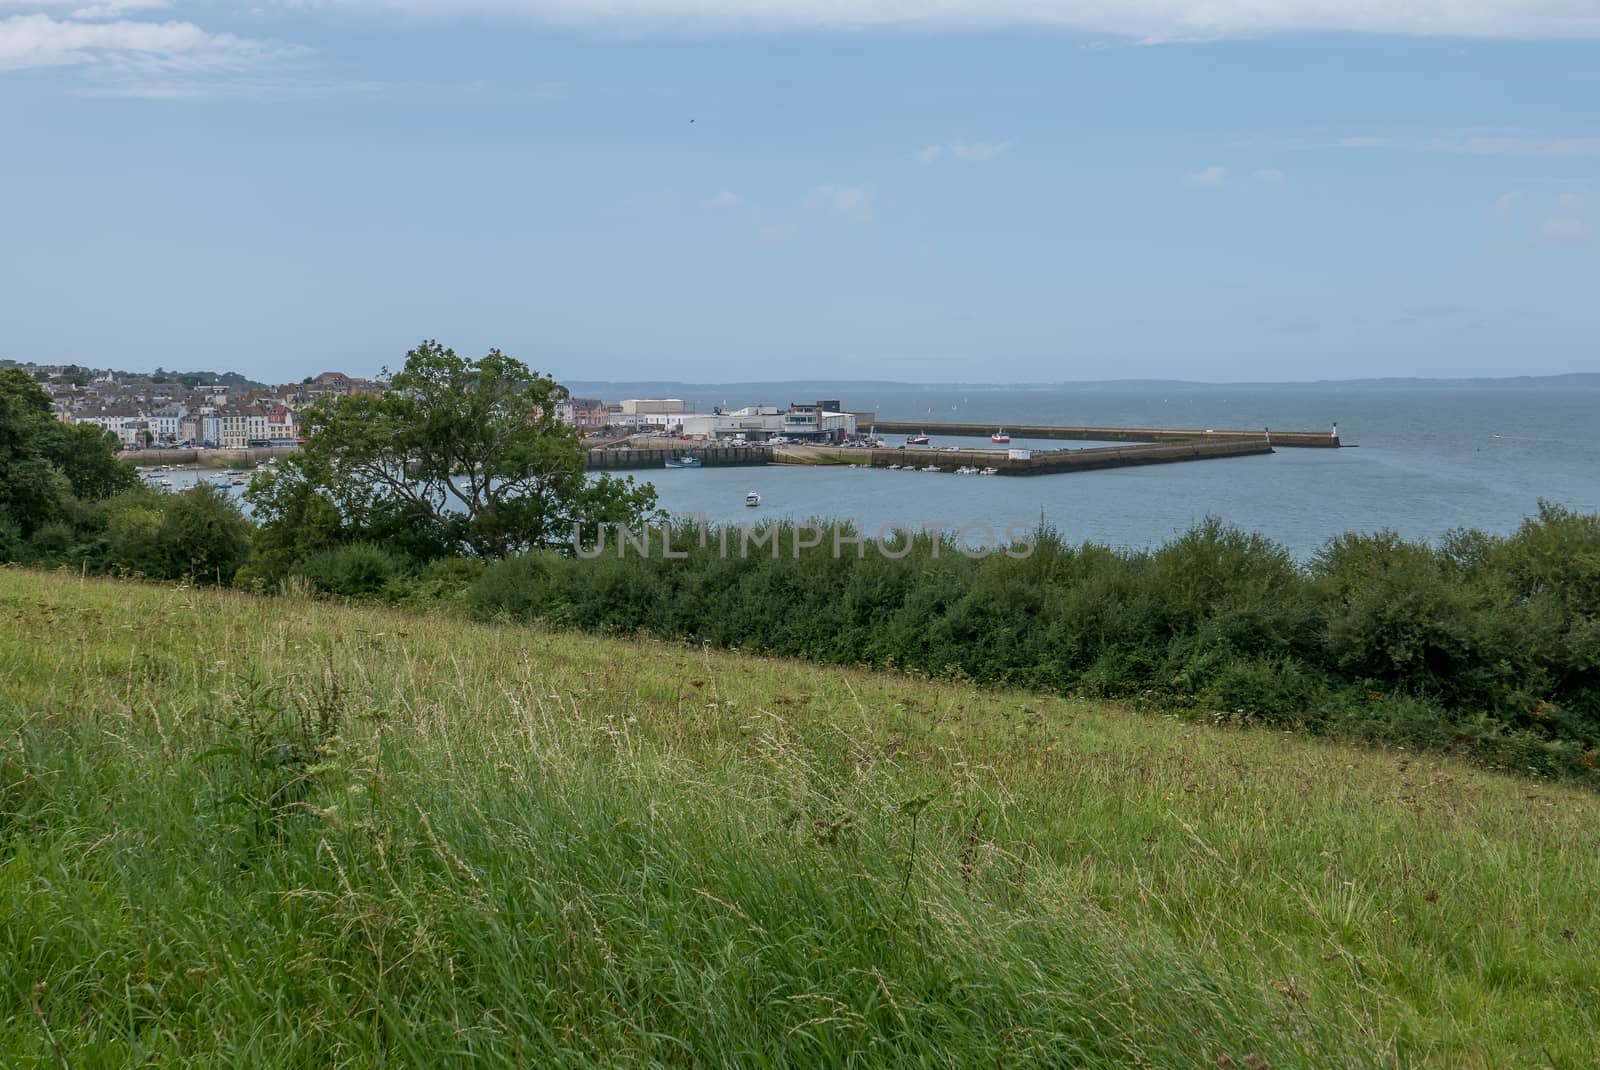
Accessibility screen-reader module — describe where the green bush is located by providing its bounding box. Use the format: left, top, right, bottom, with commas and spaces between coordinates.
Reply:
469, 551, 554, 619
291, 542, 410, 598
394, 556, 487, 605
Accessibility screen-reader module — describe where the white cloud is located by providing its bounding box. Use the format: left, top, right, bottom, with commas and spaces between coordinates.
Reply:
72, 1, 171, 18
1537, 217, 1593, 244
1251, 167, 1285, 184
915, 139, 1014, 164
1490, 191, 1521, 216
703, 190, 743, 209
0, 13, 303, 74
1182, 165, 1228, 188
0, 0, 176, 17
809, 183, 876, 223
1335, 135, 1393, 148
253, 1, 1600, 41
0, 0, 169, 11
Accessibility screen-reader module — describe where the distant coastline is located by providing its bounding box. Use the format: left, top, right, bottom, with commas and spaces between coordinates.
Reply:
561, 372, 1600, 395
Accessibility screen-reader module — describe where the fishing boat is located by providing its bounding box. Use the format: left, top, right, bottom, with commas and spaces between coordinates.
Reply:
663, 456, 702, 469
906, 433, 931, 446
745, 491, 761, 507
990, 429, 1011, 444
979, 467, 999, 476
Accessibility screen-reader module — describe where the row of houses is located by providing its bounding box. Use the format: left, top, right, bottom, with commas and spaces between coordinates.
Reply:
70, 403, 302, 449
43, 370, 379, 449
25, 360, 857, 447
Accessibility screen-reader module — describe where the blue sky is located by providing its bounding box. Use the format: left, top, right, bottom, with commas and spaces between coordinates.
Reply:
2, 2, 1597, 384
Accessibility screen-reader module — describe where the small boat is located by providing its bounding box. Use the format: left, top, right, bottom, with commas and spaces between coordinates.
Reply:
664, 456, 702, 469
991, 429, 1011, 444
887, 463, 902, 470
907, 433, 930, 446
956, 466, 979, 475
745, 491, 761, 507
159, 478, 172, 487
921, 465, 940, 473
230, 477, 245, 487
980, 467, 999, 476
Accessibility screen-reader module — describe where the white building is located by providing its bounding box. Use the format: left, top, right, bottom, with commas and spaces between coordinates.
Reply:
676, 405, 855, 442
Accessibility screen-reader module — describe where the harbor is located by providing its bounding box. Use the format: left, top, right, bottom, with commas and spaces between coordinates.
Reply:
587, 429, 1280, 476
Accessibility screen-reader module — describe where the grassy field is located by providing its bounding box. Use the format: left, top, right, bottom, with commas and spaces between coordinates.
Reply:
2, 569, 1597, 1067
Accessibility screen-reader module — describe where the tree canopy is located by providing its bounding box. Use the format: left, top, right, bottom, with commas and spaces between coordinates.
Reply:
247, 341, 655, 573
0, 368, 135, 538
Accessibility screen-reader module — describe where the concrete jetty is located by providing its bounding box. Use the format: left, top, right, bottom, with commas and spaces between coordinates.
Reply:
868, 421, 1341, 448
799, 437, 1273, 475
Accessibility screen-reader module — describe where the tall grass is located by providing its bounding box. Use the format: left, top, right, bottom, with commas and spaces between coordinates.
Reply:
3, 570, 1598, 1066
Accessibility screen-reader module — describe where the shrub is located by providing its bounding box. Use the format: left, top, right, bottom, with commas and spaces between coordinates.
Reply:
153, 484, 254, 584
1199, 655, 1323, 725
292, 543, 409, 599
470, 552, 554, 620
395, 556, 487, 605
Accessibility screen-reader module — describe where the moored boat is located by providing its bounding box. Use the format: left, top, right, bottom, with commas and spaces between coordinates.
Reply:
990, 429, 1011, 444
745, 491, 761, 507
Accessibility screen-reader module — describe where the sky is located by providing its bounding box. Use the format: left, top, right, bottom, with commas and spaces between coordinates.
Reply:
2, 2, 1598, 384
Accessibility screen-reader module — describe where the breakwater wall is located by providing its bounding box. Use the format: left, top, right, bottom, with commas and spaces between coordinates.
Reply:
807, 437, 1273, 475
870, 421, 1340, 448
586, 445, 775, 470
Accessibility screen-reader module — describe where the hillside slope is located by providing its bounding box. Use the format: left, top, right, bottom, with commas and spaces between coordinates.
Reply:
1, 570, 1596, 1067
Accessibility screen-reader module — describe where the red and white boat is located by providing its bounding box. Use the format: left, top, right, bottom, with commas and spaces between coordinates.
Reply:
907, 433, 931, 446
990, 429, 1011, 444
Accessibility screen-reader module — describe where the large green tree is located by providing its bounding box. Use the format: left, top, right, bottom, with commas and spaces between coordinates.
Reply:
0, 369, 134, 538
248, 341, 656, 567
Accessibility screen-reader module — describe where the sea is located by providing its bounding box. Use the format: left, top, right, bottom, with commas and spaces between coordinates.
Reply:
567, 379, 1600, 558
142, 380, 1600, 559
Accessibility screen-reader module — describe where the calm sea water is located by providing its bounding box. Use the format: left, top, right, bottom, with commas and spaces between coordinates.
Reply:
143, 384, 1600, 559
601, 383, 1600, 557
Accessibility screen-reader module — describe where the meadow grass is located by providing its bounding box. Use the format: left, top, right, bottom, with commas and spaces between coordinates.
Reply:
2, 568, 1597, 1067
